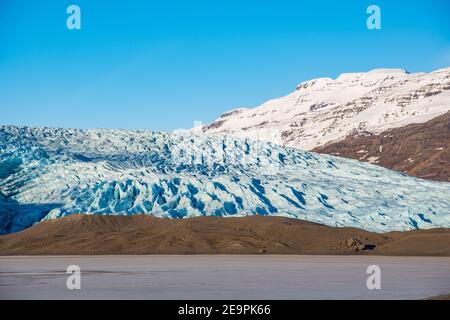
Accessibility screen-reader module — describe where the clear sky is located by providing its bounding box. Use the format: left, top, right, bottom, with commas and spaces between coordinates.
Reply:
1, 0, 449, 131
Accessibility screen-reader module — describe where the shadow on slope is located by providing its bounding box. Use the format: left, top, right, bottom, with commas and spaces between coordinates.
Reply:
0, 193, 61, 234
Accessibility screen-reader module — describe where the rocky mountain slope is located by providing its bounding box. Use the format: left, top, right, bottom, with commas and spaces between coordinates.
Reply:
314, 111, 450, 182
1, 125, 450, 234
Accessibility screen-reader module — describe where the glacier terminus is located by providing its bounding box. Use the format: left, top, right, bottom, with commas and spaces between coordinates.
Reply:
0, 125, 449, 234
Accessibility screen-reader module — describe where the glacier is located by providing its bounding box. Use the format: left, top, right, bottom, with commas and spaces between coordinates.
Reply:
0, 125, 450, 234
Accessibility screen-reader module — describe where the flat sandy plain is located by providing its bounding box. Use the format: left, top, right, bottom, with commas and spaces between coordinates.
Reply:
0, 255, 449, 299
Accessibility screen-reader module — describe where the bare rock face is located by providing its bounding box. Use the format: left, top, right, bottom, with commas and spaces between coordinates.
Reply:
314, 111, 450, 182
346, 239, 367, 251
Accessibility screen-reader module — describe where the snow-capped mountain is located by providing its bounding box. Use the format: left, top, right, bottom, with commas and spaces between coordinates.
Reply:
314, 110, 450, 182
200, 67, 450, 151
1, 125, 450, 234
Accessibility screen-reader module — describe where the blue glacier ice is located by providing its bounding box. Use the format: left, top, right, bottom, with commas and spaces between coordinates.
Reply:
0, 125, 449, 234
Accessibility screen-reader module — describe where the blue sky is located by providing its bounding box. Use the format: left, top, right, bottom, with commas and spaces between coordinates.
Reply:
1, 0, 449, 131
